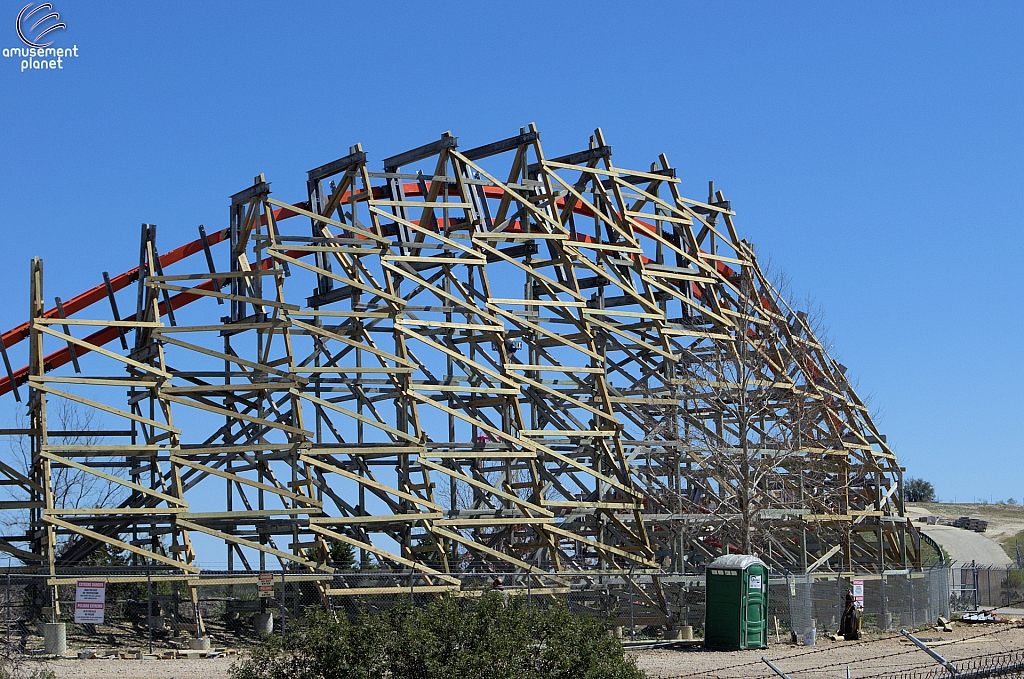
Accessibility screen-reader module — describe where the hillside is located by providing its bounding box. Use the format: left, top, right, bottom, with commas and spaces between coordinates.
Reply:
906, 502, 1024, 562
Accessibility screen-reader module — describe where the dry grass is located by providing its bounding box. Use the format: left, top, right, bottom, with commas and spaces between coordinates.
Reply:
907, 503, 1024, 563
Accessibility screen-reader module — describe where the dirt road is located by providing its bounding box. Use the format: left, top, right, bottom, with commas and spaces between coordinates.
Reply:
907, 502, 1024, 563
919, 525, 1013, 566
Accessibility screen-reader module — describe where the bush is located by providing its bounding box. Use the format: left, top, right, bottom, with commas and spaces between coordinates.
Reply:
0, 651, 57, 679
1006, 571, 1024, 602
230, 593, 645, 679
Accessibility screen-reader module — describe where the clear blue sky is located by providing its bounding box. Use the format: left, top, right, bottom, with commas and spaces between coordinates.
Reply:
0, 1, 1020, 504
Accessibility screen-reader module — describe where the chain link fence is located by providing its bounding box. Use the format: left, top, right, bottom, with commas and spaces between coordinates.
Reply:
0, 570, 677, 653
0, 566, 958, 654
772, 568, 950, 641
949, 564, 1024, 611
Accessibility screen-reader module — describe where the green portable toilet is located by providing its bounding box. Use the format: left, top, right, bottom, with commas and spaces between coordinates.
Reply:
704, 554, 768, 650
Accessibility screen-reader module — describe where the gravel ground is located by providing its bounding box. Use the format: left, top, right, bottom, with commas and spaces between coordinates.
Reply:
636, 624, 1024, 679
16, 623, 1024, 678
20, 654, 238, 678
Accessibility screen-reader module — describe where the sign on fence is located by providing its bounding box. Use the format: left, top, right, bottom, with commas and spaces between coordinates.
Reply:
74, 580, 105, 624
258, 572, 275, 598
852, 579, 865, 607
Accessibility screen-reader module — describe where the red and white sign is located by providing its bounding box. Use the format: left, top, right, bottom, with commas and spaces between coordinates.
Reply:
75, 580, 106, 624
258, 572, 275, 598
852, 579, 865, 608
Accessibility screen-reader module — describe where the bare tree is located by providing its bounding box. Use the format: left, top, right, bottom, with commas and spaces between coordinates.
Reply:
3, 399, 128, 553
760, 254, 833, 354
643, 265, 826, 569
678, 327, 813, 556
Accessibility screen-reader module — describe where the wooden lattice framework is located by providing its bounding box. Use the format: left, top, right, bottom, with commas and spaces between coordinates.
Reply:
0, 126, 918, 623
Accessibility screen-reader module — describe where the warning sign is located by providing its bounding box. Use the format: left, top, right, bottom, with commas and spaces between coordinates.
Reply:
852, 579, 864, 608
75, 580, 106, 624
258, 572, 275, 598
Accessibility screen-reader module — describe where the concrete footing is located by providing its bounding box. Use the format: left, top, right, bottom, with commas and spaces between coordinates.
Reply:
188, 636, 211, 651
42, 623, 66, 655
254, 612, 274, 635
665, 625, 694, 640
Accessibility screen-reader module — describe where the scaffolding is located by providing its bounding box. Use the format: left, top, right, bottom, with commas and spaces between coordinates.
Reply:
0, 126, 917, 627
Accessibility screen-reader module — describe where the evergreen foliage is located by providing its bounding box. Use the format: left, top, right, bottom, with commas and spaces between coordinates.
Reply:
230, 593, 645, 679
904, 477, 936, 502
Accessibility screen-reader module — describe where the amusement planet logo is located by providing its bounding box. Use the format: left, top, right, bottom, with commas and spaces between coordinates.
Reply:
3, 3, 78, 72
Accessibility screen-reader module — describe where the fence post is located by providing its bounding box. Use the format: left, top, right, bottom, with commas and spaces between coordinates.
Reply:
147, 572, 153, 655
909, 572, 916, 629
629, 568, 636, 641
280, 570, 286, 639
837, 575, 842, 631
6, 565, 10, 645
944, 566, 951, 620
762, 657, 793, 679
194, 581, 202, 639
881, 573, 889, 631
973, 566, 979, 610
785, 574, 791, 637
900, 629, 958, 675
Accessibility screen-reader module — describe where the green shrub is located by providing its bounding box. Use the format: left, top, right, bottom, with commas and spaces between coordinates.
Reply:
903, 478, 935, 503
230, 593, 645, 679
1006, 570, 1024, 601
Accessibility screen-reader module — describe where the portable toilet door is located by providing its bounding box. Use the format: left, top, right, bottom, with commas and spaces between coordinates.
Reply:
704, 554, 768, 650
742, 560, 768, 649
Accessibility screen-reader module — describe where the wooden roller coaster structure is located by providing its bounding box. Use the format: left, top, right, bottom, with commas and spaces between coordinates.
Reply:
0, 126, 918, 624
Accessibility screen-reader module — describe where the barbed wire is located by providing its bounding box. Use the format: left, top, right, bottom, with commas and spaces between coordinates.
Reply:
857, 639, 1024, 679
653, 630, 909, 679
653, 623, 1023, 679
